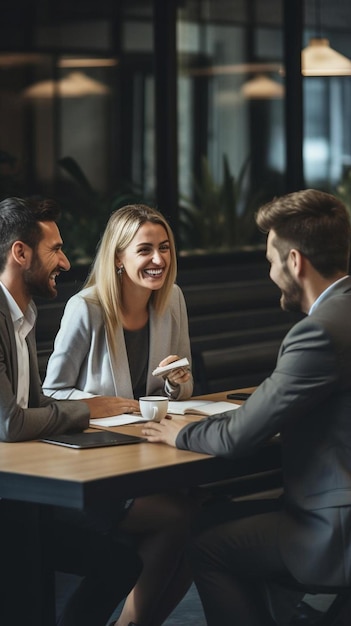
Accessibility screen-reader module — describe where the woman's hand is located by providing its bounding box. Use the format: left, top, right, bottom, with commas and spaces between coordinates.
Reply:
158, 355, 191, 386
82, 396, 140, 418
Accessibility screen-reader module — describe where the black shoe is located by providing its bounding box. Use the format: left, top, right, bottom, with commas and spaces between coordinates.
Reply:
289, 600, 324, 624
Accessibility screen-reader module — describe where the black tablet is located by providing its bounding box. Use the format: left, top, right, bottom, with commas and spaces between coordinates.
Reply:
40, 430, 145, 449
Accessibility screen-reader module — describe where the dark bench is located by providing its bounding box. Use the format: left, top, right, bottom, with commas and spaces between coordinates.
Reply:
35, 279, 84, 379
177, 273, 302, 394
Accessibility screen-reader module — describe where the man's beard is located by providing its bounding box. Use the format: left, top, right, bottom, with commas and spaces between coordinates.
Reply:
280, 268, 303, 313
23, 254, 58, 300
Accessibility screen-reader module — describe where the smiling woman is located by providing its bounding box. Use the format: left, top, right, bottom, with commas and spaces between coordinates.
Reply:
116, 220, 172, 315
43, 203, 193, 404
42, 203, 196, 626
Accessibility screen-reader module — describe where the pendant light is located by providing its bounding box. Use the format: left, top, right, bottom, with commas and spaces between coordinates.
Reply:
241, 74, 284, 99
23, 71, 110, 99
301, 0, 351, 76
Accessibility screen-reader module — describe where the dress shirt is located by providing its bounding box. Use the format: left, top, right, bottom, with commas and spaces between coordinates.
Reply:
0, 282, 36, 408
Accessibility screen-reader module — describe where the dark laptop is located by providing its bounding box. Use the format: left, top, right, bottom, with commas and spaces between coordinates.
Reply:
40, 430, 145, 449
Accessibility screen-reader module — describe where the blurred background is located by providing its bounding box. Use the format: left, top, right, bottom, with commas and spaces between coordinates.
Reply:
0, 0, 350, 262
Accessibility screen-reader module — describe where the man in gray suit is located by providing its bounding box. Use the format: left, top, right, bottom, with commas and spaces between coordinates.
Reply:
143, 189, 351, 625
0, 196, 141, 626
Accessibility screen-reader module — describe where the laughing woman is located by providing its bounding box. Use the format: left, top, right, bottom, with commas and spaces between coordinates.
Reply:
43, 204, 195, 626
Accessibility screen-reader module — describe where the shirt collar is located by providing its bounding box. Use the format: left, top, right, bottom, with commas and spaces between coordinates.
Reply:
0, 281, 36, 329
309, 275, 349, 315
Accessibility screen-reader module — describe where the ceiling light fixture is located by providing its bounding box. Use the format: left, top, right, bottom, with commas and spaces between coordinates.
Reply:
301, 0, 351, 76
23, 71, 110, 99
241, 74, 284, 100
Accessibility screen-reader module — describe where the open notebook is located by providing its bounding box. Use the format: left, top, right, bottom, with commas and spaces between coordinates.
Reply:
167, 400, 239, 416
90, 400, 240, 428
40, 430, 145, 449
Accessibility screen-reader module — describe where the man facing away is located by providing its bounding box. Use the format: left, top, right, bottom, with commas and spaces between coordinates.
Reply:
0, 196, 141, 626
142, 189, 351, 625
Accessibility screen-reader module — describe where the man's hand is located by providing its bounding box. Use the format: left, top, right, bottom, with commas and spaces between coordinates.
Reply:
82, 396, 140, 418
142, 416, 189, 447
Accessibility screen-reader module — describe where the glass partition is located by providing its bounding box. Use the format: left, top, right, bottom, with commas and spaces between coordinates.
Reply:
176, 0, 285, 253
0, 0, 351, 261
303, 0, 351, 208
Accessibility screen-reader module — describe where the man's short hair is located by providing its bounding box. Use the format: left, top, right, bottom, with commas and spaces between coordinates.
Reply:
256, 189, 351, 277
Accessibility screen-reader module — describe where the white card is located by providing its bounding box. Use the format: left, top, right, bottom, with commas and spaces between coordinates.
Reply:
152, 357, 189, 376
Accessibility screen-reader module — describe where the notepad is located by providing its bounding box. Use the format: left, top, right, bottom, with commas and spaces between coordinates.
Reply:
167, 400, 239, 416
40, 430, 145, 449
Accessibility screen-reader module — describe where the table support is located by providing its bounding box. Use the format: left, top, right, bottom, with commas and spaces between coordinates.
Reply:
1, 500, 56, 626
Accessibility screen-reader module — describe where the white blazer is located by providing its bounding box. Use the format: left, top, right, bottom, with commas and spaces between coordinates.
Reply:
43, 284, 193, 401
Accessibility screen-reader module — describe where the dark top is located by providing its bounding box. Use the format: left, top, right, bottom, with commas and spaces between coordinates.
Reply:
124, 322, 149, 399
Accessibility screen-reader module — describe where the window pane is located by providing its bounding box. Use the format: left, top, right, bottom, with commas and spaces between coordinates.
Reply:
176, 0, 285, 254
303, 0, 351, 201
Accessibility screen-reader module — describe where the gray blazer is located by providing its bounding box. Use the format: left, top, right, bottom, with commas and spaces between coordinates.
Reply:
177, 276, 351, 587
43, 284, 193, 401
0, 288, 89, 442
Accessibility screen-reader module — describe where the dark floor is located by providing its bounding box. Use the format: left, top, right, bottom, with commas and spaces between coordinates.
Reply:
55, 574, 207, 625
56, 572, 337, 626
112, 582, 206, 625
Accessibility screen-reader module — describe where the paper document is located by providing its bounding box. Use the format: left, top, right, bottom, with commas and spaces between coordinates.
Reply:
167, 400, 239, 416
90, 414, 147, 427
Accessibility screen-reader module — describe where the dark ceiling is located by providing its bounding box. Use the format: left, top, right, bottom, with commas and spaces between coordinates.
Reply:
0, 1, 350, 33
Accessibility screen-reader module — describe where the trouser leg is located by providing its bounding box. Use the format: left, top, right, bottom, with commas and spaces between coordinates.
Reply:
189, 499, 290, 626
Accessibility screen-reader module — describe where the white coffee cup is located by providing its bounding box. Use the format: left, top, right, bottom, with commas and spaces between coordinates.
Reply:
139, 396, 169, 422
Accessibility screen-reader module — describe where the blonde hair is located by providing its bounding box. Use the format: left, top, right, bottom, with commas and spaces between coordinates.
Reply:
84, 204, 177, 348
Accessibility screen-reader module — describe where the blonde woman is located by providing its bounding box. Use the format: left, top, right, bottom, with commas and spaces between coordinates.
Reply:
44, 204, 195, 626
44, 203, 193, 409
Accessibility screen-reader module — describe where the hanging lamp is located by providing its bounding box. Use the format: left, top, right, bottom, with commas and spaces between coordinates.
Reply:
301, 0, 351, 76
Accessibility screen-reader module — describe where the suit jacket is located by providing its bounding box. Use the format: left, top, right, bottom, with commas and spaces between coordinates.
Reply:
0, 288, 89, 442
177, 276, 351, 587
43, 284, 193, 401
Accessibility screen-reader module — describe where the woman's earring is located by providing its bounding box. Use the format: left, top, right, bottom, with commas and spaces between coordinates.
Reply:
116, 264, 124, 276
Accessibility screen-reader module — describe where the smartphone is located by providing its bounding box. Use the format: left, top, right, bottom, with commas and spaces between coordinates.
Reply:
226, 392, 252, 401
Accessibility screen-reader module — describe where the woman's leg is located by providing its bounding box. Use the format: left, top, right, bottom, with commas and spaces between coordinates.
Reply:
114, 492, 196, 626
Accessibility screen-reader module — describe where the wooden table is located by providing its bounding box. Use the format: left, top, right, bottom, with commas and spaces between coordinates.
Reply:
0, 388, 280, 625
0, 388, 277, 510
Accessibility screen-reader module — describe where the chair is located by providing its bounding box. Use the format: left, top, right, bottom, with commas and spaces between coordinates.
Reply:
266, 577, 351, 625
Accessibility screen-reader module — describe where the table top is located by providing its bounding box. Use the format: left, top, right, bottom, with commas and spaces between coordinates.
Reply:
0, 387, 280, 509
